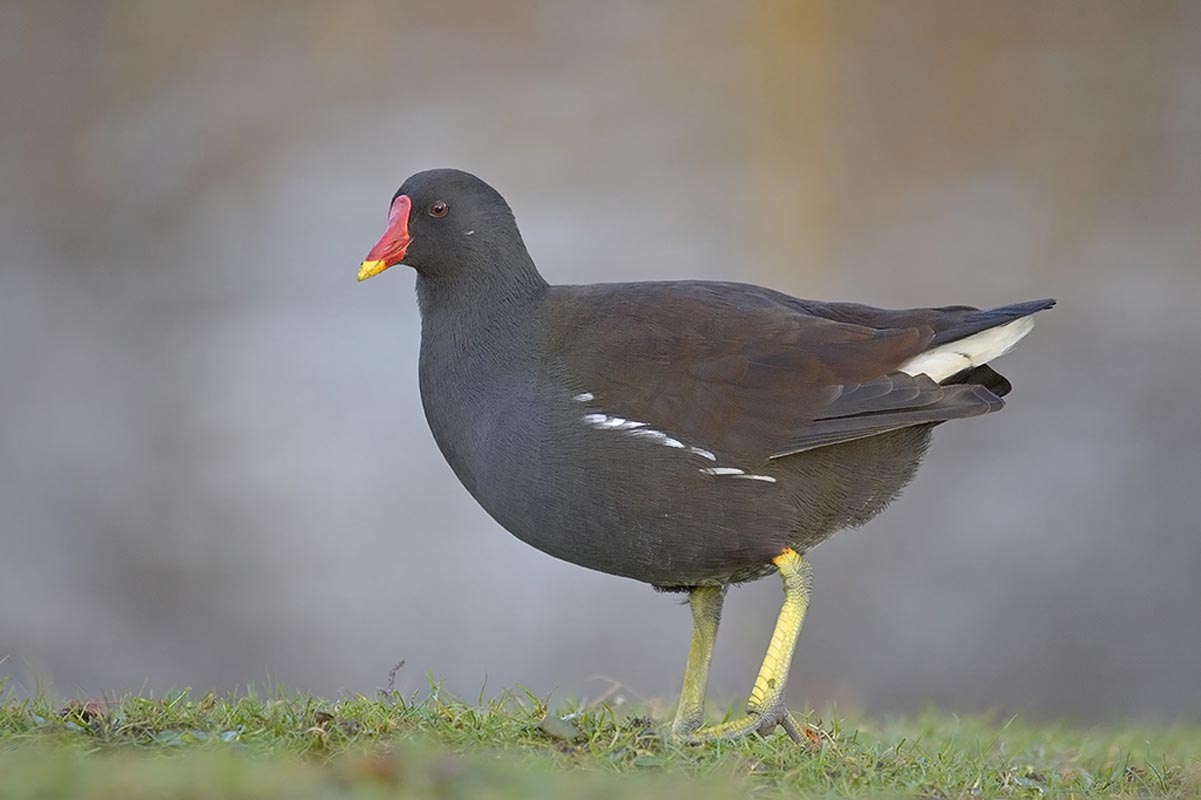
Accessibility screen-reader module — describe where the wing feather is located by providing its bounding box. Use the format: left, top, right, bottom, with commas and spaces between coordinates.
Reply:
545, 282, 1046, 462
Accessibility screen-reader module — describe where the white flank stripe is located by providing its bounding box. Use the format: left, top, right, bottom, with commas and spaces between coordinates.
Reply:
733, 474, 777, 483
573, 392, 594, 402
898, 317, 1035, 382
701, 467, 745, 476
582, 412, 722, 460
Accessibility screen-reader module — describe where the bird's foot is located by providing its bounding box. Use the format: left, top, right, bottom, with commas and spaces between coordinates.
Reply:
671, 550, 813, 746
674, 703, 804, 744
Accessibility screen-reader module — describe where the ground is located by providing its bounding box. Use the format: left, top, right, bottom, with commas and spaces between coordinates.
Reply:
1, 682, 1199, 799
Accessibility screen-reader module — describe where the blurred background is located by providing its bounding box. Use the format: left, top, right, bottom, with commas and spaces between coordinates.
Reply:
2, 1, 1199, 722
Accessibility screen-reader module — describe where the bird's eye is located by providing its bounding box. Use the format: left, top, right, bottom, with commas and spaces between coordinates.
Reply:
430, 201, 448, 218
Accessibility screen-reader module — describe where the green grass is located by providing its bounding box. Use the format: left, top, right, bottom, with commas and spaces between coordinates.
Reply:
2, 682, 1199, 799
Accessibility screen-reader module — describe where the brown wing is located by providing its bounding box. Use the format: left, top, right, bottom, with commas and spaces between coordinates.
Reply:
773, 376, 1002, 457
543, 281, 1005, 463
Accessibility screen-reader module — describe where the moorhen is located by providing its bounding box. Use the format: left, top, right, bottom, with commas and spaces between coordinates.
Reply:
357, 169, 1053, 743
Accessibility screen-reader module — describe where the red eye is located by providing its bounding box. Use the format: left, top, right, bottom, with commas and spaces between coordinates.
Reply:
430, 201, 448, 218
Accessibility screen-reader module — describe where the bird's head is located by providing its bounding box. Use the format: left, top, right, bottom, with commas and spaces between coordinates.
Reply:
358, 169, 530, 285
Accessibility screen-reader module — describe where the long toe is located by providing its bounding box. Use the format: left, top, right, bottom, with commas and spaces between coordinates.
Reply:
676, 705, 804, 744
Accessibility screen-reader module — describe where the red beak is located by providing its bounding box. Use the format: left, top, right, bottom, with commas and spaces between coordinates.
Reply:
358, 194, 412, 281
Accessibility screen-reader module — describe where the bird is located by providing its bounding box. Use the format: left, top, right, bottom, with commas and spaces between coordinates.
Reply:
356, 168, 1053, 743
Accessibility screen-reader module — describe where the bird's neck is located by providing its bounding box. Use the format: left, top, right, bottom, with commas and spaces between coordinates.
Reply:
417, 244, 546, 310
415, 252, 548, 369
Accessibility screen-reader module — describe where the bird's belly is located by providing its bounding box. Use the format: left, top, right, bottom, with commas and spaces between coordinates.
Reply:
423, 388, 790, 587
422, 374, 934, 588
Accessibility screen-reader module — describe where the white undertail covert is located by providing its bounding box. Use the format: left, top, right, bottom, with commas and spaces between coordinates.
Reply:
897, 317, 1036, 382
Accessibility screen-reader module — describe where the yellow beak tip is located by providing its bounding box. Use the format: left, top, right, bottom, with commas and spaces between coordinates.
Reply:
358, 259, 389, 282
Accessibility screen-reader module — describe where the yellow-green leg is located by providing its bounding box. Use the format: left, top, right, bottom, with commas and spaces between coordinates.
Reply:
677, 548, 813, 743
671, 584, 726, 736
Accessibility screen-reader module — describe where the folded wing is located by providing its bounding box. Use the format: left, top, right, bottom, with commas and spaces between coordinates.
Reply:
548, 282, 1051, 463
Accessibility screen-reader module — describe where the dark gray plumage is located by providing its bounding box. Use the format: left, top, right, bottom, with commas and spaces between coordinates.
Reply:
362, 169, 1053, 590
